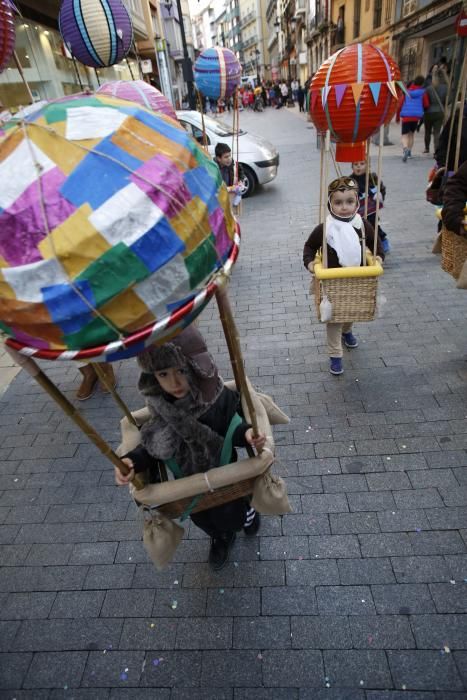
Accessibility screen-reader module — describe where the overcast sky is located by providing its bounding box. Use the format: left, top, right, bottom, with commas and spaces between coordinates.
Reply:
188, 0, 209, 18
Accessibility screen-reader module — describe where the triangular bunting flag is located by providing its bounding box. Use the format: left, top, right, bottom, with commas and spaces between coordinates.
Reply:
387, 80, 398, 98
334, 84, 347, 107
321, 86, 331, 107
311, 90, 319, 110
397, 80, 410, 97
351, 82, 365, 105
369, 82, 381, 105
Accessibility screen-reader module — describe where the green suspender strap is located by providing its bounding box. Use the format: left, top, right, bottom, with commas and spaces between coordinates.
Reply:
164, 412, 244, 521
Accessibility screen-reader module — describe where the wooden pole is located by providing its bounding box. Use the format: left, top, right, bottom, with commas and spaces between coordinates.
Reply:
4, 347, 145, 490
91, 363, 137, 426
322, 130, 330, 269
454, 52, 467, 172
215, 286, 260, 443
373, 124, 384, 258
361, 138, 371, 266
13, 51, 33, 104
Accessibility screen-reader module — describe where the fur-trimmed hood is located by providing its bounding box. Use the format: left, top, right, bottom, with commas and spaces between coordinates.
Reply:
137, 326, 223, 406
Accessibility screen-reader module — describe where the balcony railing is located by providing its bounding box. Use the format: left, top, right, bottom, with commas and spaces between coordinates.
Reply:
241, 11, 255, 28
242, 35, 258, 49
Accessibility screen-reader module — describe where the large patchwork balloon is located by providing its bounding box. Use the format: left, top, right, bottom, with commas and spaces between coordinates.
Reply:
59, 0, 133, 69
194, 47, 241, 101
0, 94, 239, 361
0, 0, 15, 73
97, 80, 177, 121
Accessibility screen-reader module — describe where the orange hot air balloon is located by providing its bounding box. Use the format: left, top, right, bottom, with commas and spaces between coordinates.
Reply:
310, 43, 403, 162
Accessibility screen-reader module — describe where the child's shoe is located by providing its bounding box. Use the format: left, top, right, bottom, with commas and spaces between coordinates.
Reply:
330, 357, 343, 375
382, 237, 390, 254
209, 532, 236, 571
402, 148, 409, 163
408, 150, 412, 158
342, 332, 358, 348
244, 510, 261, 536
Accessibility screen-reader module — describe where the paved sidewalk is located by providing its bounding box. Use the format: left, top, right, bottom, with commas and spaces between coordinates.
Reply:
0, 107, 466, 698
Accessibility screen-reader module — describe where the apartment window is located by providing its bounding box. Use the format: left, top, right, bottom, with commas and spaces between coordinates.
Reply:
373, 0, 383, 27
402, 0, 417, 16
353, 0, 361, 38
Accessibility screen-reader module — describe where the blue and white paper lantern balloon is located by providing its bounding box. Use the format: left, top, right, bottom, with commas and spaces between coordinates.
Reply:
59, 0, 133, 69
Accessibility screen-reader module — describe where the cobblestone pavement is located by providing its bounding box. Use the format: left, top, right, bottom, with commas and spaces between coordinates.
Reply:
0, 106, 466, 698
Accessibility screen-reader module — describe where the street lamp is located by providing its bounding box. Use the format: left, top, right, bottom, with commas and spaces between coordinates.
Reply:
163, 0, 196, 109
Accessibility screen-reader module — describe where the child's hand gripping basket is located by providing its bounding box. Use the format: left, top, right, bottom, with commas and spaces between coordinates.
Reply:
313, 251, 384, 323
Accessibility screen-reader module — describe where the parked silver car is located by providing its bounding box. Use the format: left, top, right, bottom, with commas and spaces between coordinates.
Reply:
176, 110, 279, 197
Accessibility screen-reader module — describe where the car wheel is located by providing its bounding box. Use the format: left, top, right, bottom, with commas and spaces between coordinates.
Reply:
240, 165, 256, 198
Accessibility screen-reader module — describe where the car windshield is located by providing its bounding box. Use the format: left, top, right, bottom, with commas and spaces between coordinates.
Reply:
201, 115, 245, 136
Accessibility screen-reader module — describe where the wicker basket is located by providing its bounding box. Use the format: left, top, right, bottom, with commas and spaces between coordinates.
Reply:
441, 226, 467, 279
313, 253, 383, 323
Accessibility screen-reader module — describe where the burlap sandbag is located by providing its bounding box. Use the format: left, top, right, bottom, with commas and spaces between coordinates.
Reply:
432, 232, 442, 254
251, 469, 292, 515
456, 259, 467, 289
142, 509, 184, 570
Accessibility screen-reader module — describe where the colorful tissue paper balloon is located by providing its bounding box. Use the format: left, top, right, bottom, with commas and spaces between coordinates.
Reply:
0, 0, 16, 73
97, 80, 177, 121
194, 47, 241, 100
310, 43, 403, 161
0, 94, 239, 361
59, 0, 133, 69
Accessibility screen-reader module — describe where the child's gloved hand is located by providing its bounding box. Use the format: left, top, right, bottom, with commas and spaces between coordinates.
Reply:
245, 429, 266, 451
114, 458, 135, 486
307, 262, 315, 274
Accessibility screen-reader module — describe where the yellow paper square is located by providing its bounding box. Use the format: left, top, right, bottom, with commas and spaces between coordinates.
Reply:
28, 123, 98, 175
100, 288, 155, 332
38, 204, 110, 278
170, 196, 211, 256
218, 187, 236, 237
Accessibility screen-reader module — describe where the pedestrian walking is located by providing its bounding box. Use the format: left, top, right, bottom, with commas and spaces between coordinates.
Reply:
297, 84, 305, 112
399, 75, 425, 162
291, 78, 299, 102
423, 71, 448, 154
115, 326, 265, 570
303, 176, 384, 375
280, 81, 289, 107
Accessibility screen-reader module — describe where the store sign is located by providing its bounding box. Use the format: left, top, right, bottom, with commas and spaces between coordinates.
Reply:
140, 59, 152, 74
299, 52, 307, 65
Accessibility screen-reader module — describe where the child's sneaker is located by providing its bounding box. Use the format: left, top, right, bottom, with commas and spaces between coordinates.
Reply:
402, 148, 409, 163
330, 357, 343, 375
382, 237, 390, 254
342, 332, 358, 348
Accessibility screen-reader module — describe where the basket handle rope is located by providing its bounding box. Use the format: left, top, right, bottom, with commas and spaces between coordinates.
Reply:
321, 131, 331, 269
373, 124, 384, 256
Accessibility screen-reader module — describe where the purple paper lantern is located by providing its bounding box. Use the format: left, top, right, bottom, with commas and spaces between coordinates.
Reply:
194, 47, 241, 101
59, 0, 133, 69
0, 0, 16, 74
97, 80, 177, 121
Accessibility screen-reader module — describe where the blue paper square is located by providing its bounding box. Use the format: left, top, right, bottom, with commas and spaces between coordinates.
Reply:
130, 218, 185, 273
184, 168, 218, 214
42, 280, 95, 334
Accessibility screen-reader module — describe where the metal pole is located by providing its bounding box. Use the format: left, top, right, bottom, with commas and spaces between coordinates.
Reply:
174, 0, 196, 110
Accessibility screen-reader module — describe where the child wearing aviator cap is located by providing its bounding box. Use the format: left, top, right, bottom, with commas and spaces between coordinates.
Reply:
303, 176, 385, 376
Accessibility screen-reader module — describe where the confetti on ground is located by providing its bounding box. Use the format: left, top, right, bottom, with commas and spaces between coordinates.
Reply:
257, 653, 263, 660
174, 580, 179, 585
219, 588, 224, 594
171, 600, 178, 610
444, 645, 451, 653
120, 673, 128, 681
152, 658, 163, 666
150, 623, 155, 629
360, 680, 364, 686
402, 685, 407, 690
450, 580, 456, 584
416, 528, 421, 533
234, 562, 239, 567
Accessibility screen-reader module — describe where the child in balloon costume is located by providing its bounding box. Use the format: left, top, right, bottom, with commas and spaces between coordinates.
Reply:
303, 177, 385, 375
115, 326, 265, 571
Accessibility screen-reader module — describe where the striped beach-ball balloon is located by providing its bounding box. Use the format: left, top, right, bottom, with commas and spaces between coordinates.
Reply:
59, 0, 133, 69
0, 0, 16, 73
194, 47, 241, 101
98, 80, 177, 121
